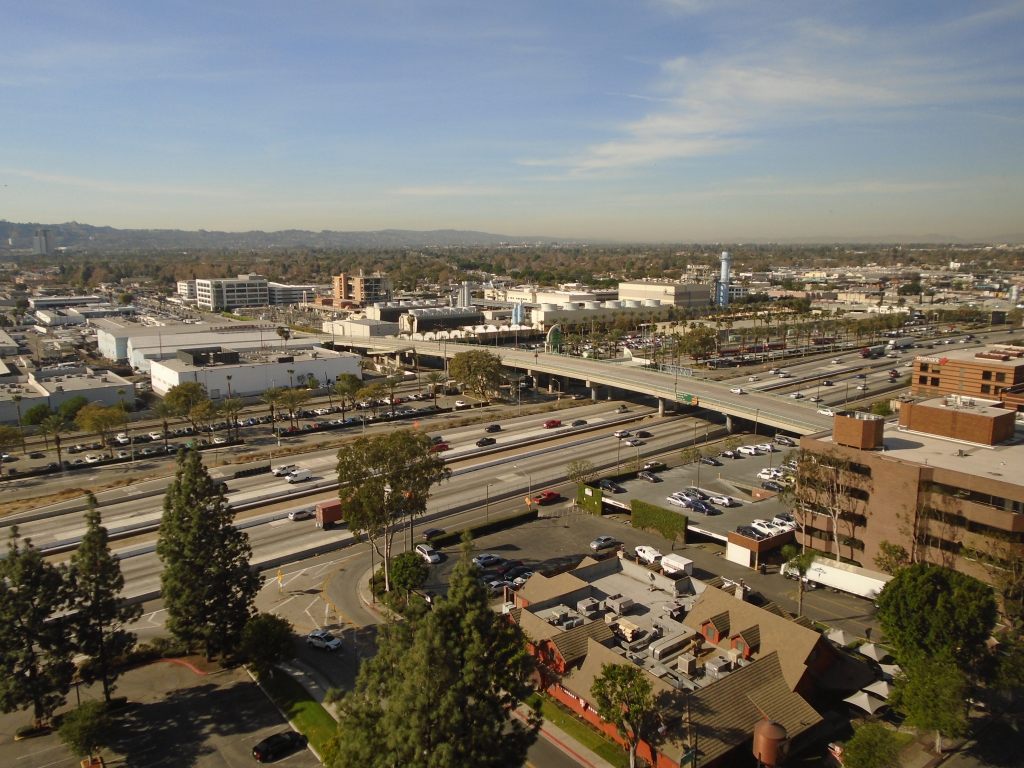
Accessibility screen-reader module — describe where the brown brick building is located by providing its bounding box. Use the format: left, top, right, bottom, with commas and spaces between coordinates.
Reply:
912, 345, 1024, 401
331, 271, 391, 307
796, 401, 1024, 588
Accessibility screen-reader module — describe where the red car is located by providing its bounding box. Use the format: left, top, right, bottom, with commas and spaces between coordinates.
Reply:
429, 442, 450, 453
533, 490, 561, 505
543, 419, 562, 429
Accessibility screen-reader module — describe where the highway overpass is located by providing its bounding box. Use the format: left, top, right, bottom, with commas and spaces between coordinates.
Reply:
339, 338, 832, 435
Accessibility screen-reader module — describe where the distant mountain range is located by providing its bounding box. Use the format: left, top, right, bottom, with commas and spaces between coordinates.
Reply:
0, 221, 571, 252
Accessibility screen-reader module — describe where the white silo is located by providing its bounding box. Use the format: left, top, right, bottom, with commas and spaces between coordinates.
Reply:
717, 250, 732, 307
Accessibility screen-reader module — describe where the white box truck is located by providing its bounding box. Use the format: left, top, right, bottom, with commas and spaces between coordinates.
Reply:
660, 554, 694, 576
286, 468, 312, 484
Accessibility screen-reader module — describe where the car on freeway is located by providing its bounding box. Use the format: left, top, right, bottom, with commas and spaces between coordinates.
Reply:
789, 391, 805, 399
634, 545, 663, 565
855, 373, 868, 379
729, 387, 746, 394
761, 480, 785, 492
699, 456, 722, 466
272, 463, 297, 477
635, 430, 652, 438
777, 371, 792, 378
476, 437, 496, 447
453, 400, 468, 409
543, 419, 562, 429
615, 404, 629, 413
533, 490, 562, 505
571, 419, 588, 427
288, 507, 315, 521
598, 479, 625, 493
643, 460, 666, 471
856, 384, 869, 391
817, 407, 836, 416
429, 442, 450, 453
252, 730, 308, 763
306, 629, 343, 652
421, 527, 446, 541
484, 423, 502, 433
590, 535, 620, 551
637, 471, 662, 483
748, 375, 759, 381
472, 553, 503, 568
708, 494, 738, 507
612, 430, 631, 438
415, 543, 441, 564
624, 438, 644, 447
822, 379, 835, 386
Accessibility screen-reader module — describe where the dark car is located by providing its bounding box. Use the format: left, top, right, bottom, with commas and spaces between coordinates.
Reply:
774, 435, 796, 446
476, 437, 496, 447
761, 480, 785, 492
484, 424, 502, 433
736, 525, 766, 541
689, 500, 716, 515
699, 456, 722, 466
571, 419, 588, 427
252, 730, 307, 762
28, 451, 45, 459
635, 430, 652, 438
598, 479, 625, 493
421, 527, 446, 541
637, 471, 662, 483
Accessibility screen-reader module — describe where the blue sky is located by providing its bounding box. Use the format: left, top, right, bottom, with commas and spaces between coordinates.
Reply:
2, 0, 1022, 241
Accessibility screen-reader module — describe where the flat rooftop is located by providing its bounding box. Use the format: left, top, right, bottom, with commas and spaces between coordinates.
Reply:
914, 345, 1024, 369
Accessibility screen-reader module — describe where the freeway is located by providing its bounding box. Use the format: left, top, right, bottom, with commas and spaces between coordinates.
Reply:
13, 403, 713, 602
340, 337, 834, 434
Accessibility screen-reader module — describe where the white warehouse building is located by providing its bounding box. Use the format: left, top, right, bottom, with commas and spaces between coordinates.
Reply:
149, 347, 362, 399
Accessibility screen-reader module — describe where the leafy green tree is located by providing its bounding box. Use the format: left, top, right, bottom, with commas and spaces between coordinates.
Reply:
163, 382, 209, 431
240, 613, 295, 681
842, 721, 902, 768
66, 495, 141, 702
157, 448, 262, 660
57, 395, 89, 421
332, 373, 362, 422
893, 653, 969, 753
0, 529, 75, 728
873, 541, 911, 575
335, 430, 450, 592
331, 540, 539, 767
781, 544, 817, 617
57, 700, 111, 758
876, 563, 996, 664
566, 458, 597, 486
279, 388, 311, 429
448, 349, 503, 400
390, 551, 428, 597
23, 403, 53, 425
74, 403, 122, 457
677, 324, 718, 362
591, 662, 655, 768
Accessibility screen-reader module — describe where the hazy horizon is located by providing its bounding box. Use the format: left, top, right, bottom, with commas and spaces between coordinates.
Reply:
2, 1, 1022, 242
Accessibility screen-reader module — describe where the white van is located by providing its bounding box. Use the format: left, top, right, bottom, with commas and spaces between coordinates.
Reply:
286, 468, 312, 483
635, 545, 663, 565
660, 553, 693, 576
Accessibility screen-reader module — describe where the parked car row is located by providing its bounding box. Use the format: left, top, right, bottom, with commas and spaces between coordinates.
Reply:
735, 514, 797, 541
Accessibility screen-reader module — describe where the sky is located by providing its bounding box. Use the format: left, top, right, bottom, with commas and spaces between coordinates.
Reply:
2, 0, 1023, 242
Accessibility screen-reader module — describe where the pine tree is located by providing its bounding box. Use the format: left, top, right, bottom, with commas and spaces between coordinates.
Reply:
66, 494, 142, 702
157, 448, 261, 659
332, 539, 539, 767
0, 529, 75, 727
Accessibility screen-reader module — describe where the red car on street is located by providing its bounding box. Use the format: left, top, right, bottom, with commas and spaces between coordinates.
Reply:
543, 419, 562, 429
533, 490, 562, 505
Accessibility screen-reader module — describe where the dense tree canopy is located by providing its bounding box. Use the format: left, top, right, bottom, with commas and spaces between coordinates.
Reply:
331, 540, 539, 767
875, 563, 997, 664
157, 448, 261, 659
591, 662, 656, 768
448, 349, 503, 400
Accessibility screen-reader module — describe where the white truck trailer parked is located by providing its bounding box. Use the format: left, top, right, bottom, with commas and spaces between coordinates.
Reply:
782, 557, 891, 600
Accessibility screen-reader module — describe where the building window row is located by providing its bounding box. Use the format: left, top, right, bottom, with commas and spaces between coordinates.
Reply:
921, 482, 1023, 514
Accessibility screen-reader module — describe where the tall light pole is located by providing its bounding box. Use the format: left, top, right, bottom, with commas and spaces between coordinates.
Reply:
485, 482, 493, 522
512, 464, 532, 510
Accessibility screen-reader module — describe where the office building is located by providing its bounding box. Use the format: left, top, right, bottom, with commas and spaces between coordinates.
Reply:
912, 345, 1024, 401
195, 274, 269, 311
797, 403, 1024, 588
617, 280, 712, 309
332, 271, 392, 306
33, 229, 52, 256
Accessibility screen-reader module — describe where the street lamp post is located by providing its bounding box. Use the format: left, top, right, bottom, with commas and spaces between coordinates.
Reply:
485, 482, 493, 522
512, 464, 533, 510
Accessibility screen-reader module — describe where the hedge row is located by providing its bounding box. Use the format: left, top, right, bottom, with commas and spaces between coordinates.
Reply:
631, 499, 688, 543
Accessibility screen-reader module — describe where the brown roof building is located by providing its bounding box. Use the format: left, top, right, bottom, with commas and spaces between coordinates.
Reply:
911, 345, 1024, 402
331, 271, 391, 306
796, 400, 1024, 587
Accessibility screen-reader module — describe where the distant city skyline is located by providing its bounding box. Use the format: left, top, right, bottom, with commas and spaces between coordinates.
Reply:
2, 1, 1022, 242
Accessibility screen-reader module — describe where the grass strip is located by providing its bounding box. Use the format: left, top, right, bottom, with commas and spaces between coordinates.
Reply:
528, 692, 630, 768
260, 671, 338, 756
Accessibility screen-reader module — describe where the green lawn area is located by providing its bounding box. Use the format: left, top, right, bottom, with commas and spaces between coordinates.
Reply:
260, 670, 338, 757
528, 693, 630, 768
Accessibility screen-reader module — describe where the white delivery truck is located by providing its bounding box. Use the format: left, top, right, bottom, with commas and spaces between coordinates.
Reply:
782, 557, 890, 600
286, 468, 312, 484
660, 554, 694, 576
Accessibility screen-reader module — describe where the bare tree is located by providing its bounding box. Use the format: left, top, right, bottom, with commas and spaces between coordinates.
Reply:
788, 448, 870, 561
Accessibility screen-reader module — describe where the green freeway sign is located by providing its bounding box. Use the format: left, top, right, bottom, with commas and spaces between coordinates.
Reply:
676, 393, 699, 405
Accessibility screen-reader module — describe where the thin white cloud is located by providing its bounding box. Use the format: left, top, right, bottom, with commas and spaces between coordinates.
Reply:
2, 168, 234, 198
555, 9, 1023, 175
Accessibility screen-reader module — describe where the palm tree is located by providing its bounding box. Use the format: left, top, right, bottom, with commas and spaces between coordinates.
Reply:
287, 368, 295, 390
225, 374, 233, 399
383, 375, 403, 418
38, 413, 68, 467
424, 371, 445, 407
152, 399, 175, 452
781, 544, 817, 617
219, 397, 245, 442
262, 386, 284, 439
279, 389, 310, 429
11, 394, 25, 452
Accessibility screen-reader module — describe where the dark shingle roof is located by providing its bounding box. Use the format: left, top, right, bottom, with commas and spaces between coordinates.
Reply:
550, 621, 616, 664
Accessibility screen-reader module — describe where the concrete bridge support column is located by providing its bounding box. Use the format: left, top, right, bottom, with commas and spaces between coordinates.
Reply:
585, 380, 598, 400
658, 398, 665, 417
725, 415, 735, 433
